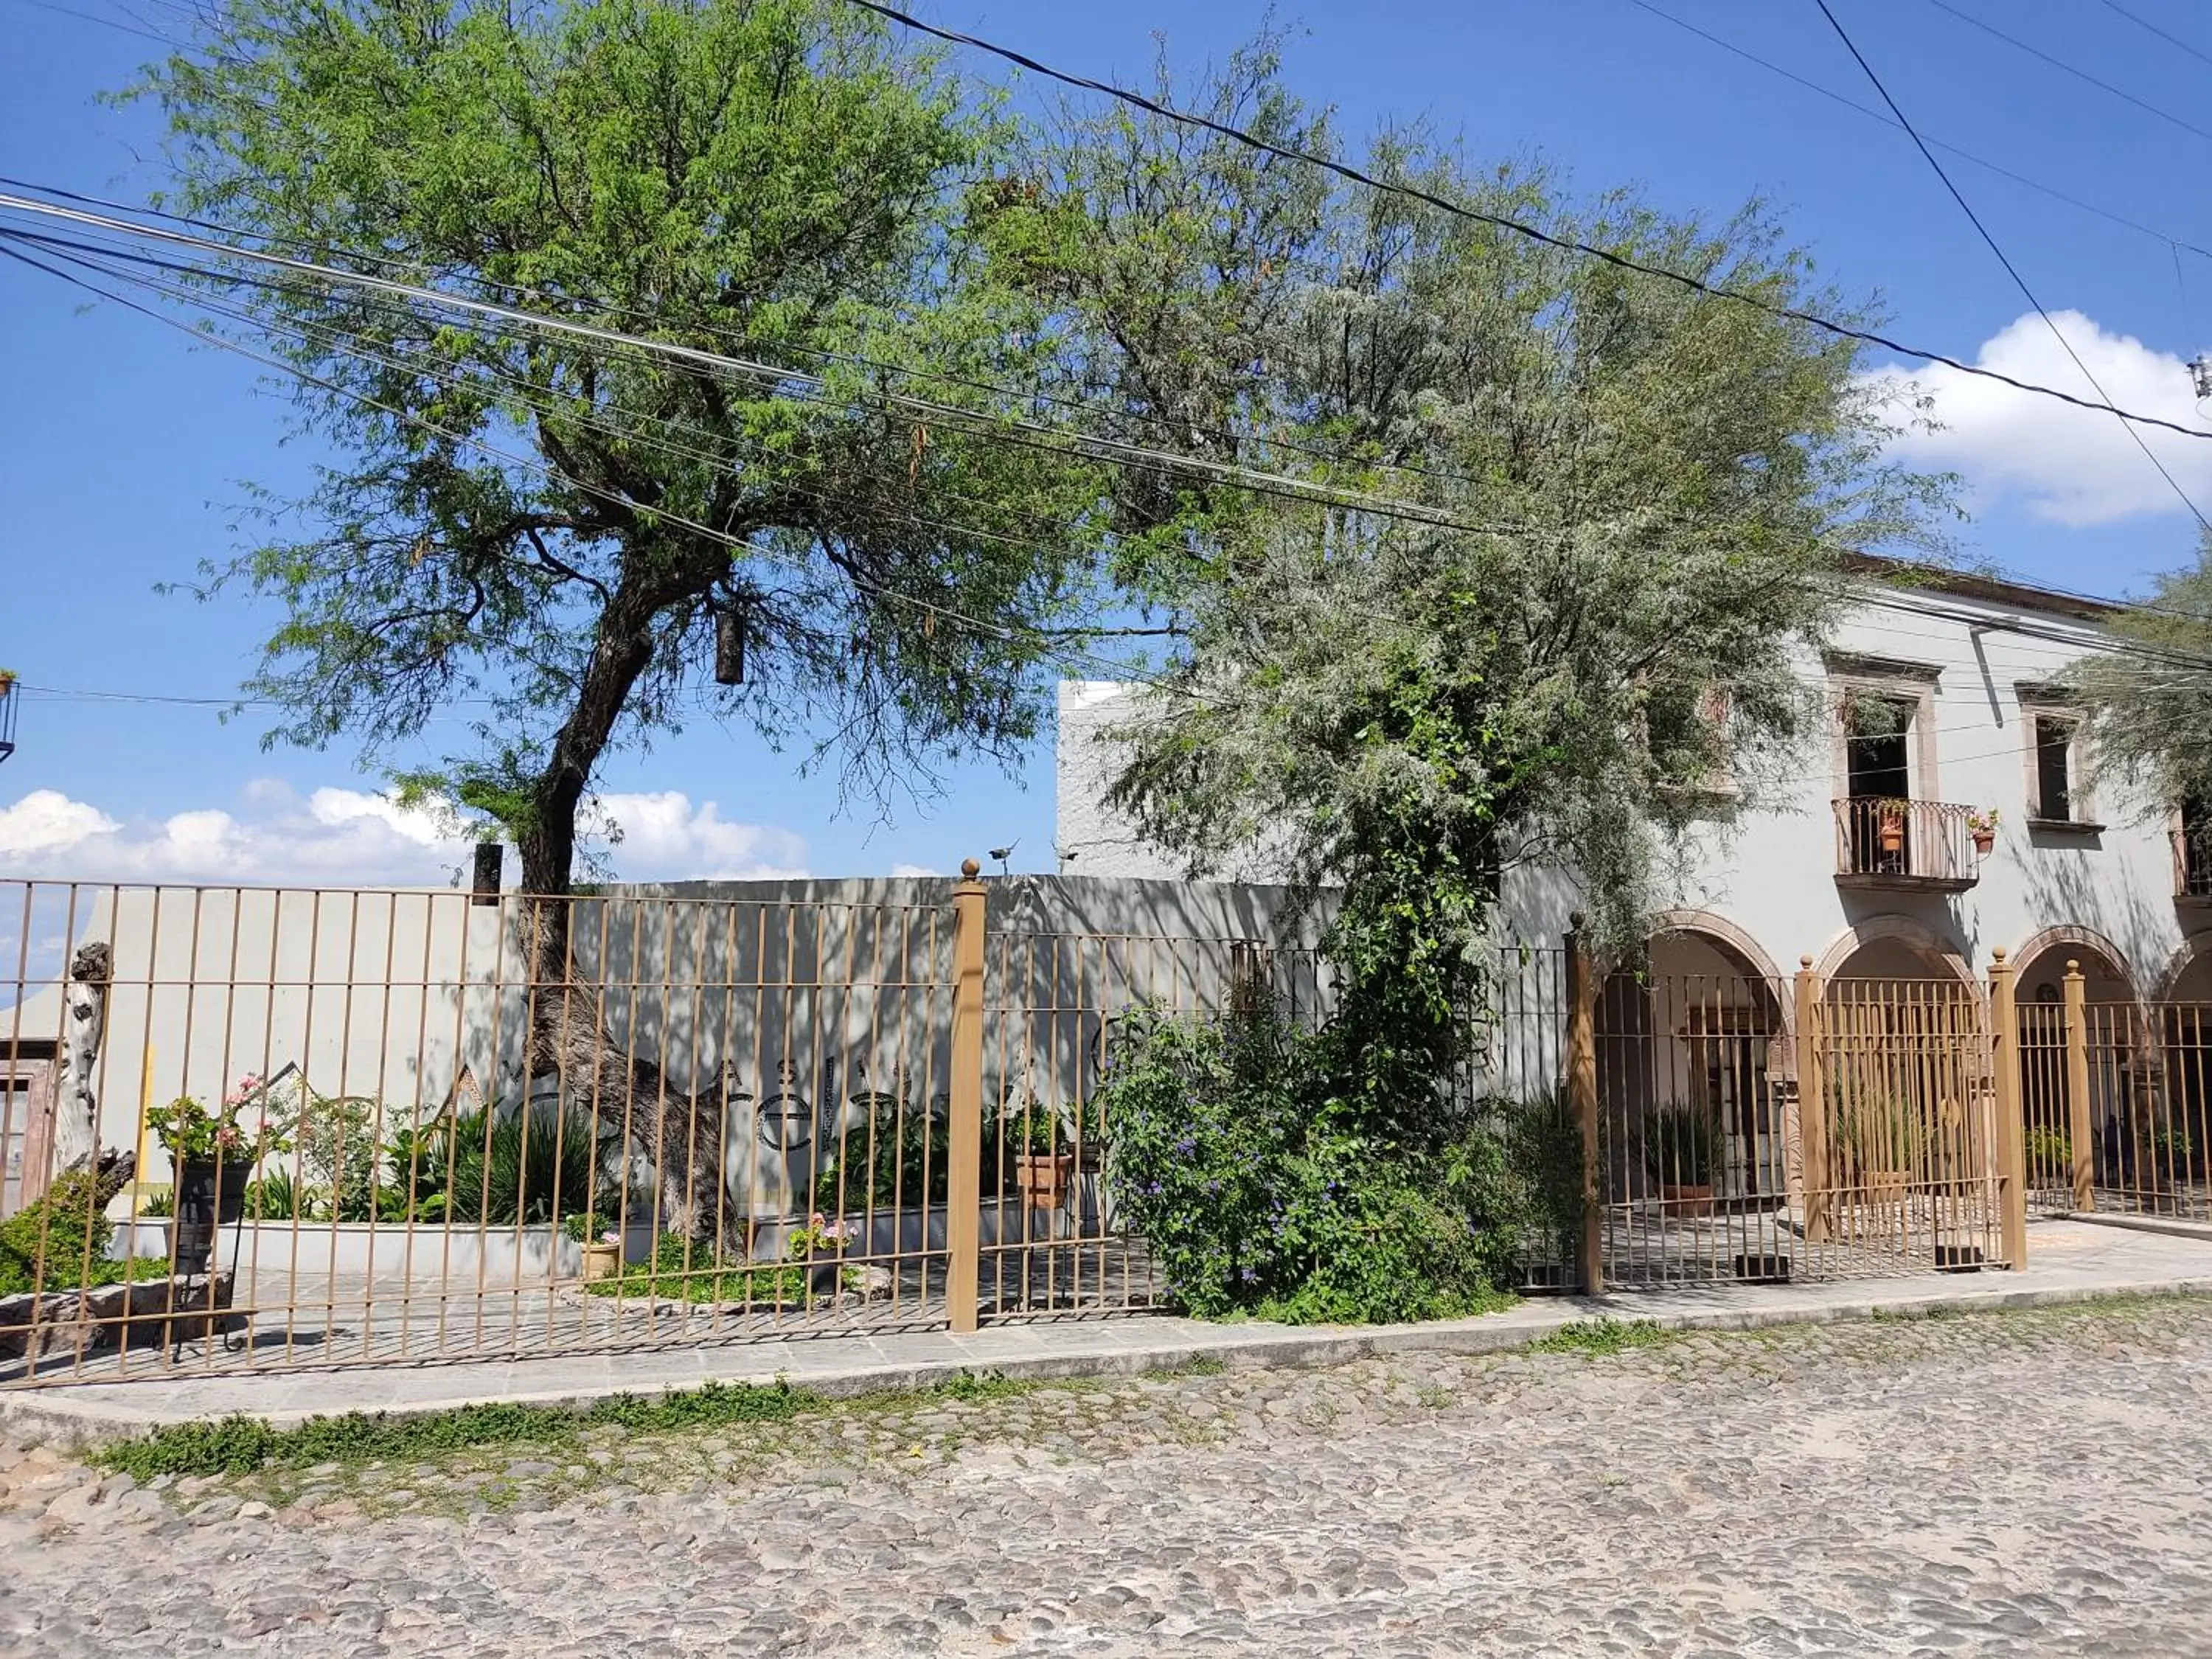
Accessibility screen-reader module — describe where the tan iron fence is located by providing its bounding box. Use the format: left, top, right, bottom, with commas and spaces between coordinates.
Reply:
2081, 995, 2212, 1221
0, 868, 2091, 1389
0, 870, 1329, 1387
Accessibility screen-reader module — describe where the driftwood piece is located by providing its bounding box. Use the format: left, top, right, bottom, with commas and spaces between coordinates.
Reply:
51, 942, 112, 1174
0, 1270, 238, 1363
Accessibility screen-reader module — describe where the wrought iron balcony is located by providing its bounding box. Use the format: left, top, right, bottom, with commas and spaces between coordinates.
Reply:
1832, 797, 1980, 894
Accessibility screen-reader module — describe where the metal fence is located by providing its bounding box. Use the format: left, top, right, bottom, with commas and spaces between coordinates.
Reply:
1, 869, 2100, 1391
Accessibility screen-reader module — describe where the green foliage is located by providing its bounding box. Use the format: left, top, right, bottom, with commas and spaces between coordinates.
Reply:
1493, 1091, 1585, 1250
0, 1167, 119, 1297
2025, 1124, 2073, 1179
2064, 531, 2212, 819
1834, 1091, 1922, 1174
812, 1103, 950, 1214
138, 1190, 175, 1220
412, 1106, 617, 1227
133, 0, 1113, 895
1640, 1103, 1720, 1188
145, 1081, 290, 1167
1527, 1318, 1669, 1355
1096, 995, 1523, 1324
92, 1379, 815, 1481
584, 1232, 853, 1303
242, 1166, 302, 1222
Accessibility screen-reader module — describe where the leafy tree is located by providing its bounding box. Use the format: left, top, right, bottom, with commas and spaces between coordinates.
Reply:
1093, 124, 1953, 1133
2063, 532, 2212, 819
136, 0, 1115, 922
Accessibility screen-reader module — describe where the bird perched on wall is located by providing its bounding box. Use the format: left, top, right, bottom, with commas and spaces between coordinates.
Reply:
988, 841, 1018, 875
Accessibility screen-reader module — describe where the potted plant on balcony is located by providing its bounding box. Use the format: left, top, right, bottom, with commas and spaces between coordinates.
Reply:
0, 668, 15, 697
1966, 807, 2000, 856
145, 1077, 291, 1276
1641, 1102, 1719, 1216
1875, 799, 1907, 855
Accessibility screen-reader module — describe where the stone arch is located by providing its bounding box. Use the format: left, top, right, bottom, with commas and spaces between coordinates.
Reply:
1646, 908, 1795, 1041
2152, 933, 2212, 1004
1812, 914, 1975, 987
2009, 924, 2138, 1003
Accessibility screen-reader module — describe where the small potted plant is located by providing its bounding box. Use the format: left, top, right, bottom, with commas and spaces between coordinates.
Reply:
1967, 807, 2000, 855
1640, 1103, 1719, 1217
1876, 799, 1907, 854
1006, 1098, 1077, 1211
561, 1211, 625, 1282
1837, 1091, 1916, 1207
145, 1075, 291, 1276
785, 1211, 860, 1294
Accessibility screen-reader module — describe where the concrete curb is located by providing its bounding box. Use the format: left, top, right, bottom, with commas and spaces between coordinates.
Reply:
7, 1271, 2212, 1449
2062, 1211, 2212, 1245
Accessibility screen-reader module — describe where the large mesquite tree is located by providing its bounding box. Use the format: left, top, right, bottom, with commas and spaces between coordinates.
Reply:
136, 0, 1125, 1232
141, 0, 1113, 921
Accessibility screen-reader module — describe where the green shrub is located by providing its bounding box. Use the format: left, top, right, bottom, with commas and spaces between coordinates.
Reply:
1095, 995, 1520, 1325
584, 1231, 851, 1303
412, 1105, 617, 1227
2025, 1124, 2072, 1178
0, 1166, 118, 1297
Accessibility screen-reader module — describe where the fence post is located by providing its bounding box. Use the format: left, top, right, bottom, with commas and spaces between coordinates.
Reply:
1989, 947, 2029, 1269
1794, 957, 1829, 1245
946, 858, 987, 1334
2063, 959, 2094, 1214
1565, 917, 1602, 1297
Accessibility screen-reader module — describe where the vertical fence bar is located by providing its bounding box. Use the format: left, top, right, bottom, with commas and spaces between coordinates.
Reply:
1988, 948, 2028, 1268
1794, 958, 1828, 1248
2063, 962, 2094, 1213
945, 860, 987, 1334
1565, 918, 1601, 1296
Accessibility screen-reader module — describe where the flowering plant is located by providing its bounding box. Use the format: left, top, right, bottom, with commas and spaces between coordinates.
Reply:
785, 1212, 860, 1260
1966, 807, 2000, 834
145, 1075, 292, 1166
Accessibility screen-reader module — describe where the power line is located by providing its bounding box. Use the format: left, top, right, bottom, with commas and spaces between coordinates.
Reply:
1813, 0, 2212, 534
1924, 0, 2212, 146
1624, 0, 2212, 264
831, 0, 2212, 444
0, 192, 1536, 541
2099, 0, 2212, 72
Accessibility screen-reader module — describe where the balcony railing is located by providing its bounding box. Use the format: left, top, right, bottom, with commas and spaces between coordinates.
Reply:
2174, 827, 2212, 901
1833, 796, 1980, 891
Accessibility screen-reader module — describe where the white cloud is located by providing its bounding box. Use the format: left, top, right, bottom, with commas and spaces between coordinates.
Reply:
1860, 310, 2212, 526
889, 863, 942, 878
0, 782, 810, 887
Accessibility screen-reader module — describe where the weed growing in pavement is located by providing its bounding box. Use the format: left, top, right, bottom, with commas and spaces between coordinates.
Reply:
1526, 1318, 1671, 1356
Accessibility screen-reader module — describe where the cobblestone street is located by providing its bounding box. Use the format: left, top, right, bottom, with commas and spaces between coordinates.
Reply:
5, 1295, 2212, 1656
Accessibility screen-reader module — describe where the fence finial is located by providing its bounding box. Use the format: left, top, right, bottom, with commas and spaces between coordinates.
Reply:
1800, 954, 1814, 970
1992, 946, 2009, 964
960, 858, 981, 880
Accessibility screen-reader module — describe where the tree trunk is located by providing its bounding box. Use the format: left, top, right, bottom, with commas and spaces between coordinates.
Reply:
510, 546, 740, 1246
50, 942, 111, 1175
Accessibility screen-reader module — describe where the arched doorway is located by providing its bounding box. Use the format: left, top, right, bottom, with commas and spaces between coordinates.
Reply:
2008, 931, 2135, 1205
1599, 917, 1792, 1223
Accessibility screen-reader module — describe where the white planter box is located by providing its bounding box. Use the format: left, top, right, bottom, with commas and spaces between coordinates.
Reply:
108, 1217, 657, 1285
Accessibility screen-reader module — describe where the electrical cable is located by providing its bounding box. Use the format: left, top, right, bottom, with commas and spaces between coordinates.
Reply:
832, 0, 2212, 444
1624, 0, 2212, 264
2098, 0, 2212, 72
1925, 0, 2212, 145
1813, 0, 2212, 534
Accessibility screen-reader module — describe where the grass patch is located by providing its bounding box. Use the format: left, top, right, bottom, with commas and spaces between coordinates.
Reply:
1526, 1317, 1671, 1356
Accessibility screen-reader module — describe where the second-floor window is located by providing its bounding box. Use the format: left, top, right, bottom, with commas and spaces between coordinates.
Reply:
1845, 693, 1913, 802
2033, 714, 2076, 821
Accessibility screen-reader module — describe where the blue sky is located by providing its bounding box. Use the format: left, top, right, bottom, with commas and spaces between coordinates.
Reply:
4, 0, 2211, 889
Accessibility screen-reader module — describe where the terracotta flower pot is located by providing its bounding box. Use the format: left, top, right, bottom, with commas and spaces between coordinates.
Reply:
579, 1240, 622, 1283
1012, 1152, 1076, 1211
1971, 830, 1994, 855
1658, 1183, 1714, 1218
1877, 821, 1905, 852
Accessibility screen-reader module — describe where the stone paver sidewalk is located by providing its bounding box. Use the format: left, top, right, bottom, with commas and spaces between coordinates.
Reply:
2, 1216, 2206, 1444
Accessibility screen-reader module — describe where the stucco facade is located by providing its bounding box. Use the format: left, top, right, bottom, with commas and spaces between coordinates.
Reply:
1054, 569, 2212, 1004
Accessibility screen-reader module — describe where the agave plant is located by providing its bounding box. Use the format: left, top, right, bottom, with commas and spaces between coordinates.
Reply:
1640, 1102, 1719, 1189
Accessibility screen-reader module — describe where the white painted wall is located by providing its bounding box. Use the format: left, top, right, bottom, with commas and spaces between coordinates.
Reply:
1055, 577, 2209, 1001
